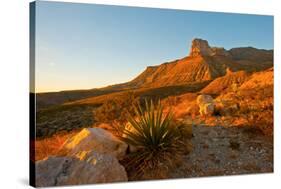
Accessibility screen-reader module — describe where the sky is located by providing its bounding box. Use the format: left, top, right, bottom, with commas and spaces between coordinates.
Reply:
34, 1, 273, 93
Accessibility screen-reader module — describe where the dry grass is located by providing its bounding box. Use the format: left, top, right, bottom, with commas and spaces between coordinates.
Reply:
35, 130, 79, 161
94, 91, 139, 123
66, 83, 208, 106
36, 83, 207, 138
161, 93, 199, 119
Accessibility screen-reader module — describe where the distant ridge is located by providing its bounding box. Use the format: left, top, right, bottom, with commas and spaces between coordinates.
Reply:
110, 38, 273, 89
36, 38, 273, 109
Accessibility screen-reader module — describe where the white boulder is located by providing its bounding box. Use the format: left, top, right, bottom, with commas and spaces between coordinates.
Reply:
35, 151, 128, 187
197, 95, 215, 116
62, 128, 128, 160
197, 94, 214, 105
199, 103, 215, 116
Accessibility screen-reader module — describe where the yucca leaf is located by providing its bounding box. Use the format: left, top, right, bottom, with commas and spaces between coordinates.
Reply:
122, 98, 181, 150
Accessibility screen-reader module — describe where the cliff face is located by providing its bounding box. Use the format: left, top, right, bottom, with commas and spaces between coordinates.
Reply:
119, 38, 273, 89
189, 38, 230, 57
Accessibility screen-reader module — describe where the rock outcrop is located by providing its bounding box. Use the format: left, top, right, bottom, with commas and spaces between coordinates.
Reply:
239, 68, 273, 90
62, 128, 128, 160
189, 39, 213, 57
189, 38, 230, 57
36, 151, 128, 187
200, 70, 249, 95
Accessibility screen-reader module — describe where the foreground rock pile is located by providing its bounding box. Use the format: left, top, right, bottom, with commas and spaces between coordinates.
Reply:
35, 128, 128, 187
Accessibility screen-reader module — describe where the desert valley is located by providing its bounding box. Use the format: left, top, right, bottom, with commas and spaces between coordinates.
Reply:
33, 38, 273, 187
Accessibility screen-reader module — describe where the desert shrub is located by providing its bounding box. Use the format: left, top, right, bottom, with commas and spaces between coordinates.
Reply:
221, 85, 273, 135
120, 99, 189, 180
238, 88, 272, 135
94, 91, 140, 123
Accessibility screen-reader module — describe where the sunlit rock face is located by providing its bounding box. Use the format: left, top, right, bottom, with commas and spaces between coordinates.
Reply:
189, 38, 230, 57
62, 128, 128, 160
189, 38, 213, 57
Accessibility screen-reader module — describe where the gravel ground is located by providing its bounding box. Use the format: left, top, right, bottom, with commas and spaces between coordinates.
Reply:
169, 125, 273, 178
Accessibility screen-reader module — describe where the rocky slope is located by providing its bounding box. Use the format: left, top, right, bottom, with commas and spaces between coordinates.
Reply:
111, 38, 273, 89
200, 69, 249, 95
36, 38, 273, 108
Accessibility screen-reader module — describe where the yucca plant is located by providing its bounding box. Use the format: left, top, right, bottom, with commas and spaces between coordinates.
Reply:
120, 99, 185, 179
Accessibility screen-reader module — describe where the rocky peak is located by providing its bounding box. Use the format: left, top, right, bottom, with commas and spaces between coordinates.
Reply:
189, 38, 212, 57
189, 38, 230, 57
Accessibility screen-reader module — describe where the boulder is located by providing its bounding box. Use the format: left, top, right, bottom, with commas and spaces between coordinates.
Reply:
35, 151, 128, 187
62, 128, 128, 160
199, 103, 215, 116
197, 95, 214, 116
197, 94, 214, 105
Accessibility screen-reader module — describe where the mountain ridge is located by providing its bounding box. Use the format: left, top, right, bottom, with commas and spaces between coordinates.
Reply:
108, 38, 273, 90
36, 38, 273, 109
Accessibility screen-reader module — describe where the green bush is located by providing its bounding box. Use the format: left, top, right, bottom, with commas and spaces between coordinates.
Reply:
120, 99, 187, 179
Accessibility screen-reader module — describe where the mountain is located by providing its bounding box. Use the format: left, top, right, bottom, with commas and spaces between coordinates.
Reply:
110, 38, 273, 89
36, 38, 273, 109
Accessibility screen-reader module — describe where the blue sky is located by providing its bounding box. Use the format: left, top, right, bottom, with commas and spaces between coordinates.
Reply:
35, 1, 273, 92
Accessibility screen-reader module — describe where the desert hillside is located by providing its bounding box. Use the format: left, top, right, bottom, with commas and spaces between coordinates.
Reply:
102, 39, 273, 89
36, 38, 273, 109
34, 38, 273, 186
200, 70, 249, 95
35, 38, 273, 138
